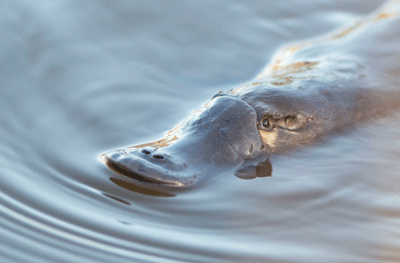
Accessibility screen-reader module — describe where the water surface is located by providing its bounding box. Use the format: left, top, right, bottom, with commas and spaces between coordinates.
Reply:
1, 0, 400, 262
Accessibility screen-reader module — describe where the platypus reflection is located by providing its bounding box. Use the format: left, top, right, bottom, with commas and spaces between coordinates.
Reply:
101, 1, 400, 189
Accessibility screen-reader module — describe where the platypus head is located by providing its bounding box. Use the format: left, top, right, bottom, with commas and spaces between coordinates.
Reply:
100, 96, 265, 189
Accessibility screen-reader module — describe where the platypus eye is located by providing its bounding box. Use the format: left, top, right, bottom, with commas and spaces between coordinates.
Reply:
261, 118, 273, 130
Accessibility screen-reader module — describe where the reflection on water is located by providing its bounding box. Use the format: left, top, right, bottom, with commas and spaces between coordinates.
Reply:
109, 178, 177, 197
0, 0, 400, 262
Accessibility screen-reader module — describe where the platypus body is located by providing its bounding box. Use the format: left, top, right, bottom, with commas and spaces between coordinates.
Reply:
101, 1, 400, 191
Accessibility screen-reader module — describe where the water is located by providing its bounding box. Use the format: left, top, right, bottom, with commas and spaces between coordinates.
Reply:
1, 0, 399, 262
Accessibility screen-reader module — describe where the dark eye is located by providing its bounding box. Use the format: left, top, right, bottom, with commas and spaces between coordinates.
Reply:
261, 118, 273, 130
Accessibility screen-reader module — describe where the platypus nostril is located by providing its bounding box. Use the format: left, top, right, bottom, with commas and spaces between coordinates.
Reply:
153, 154, 165, 160
141, 149, 151, 154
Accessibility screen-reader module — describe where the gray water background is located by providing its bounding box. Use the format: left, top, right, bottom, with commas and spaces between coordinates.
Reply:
0, 0, 400, 262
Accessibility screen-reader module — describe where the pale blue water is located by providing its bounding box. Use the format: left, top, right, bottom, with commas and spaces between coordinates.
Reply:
1, 0, 400, 262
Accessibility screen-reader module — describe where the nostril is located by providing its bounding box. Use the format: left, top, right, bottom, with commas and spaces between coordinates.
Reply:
153, 154, 164, 160
141, 149, 151, 155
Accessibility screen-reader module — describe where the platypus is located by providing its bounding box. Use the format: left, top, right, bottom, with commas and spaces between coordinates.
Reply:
101, 1, 400, 190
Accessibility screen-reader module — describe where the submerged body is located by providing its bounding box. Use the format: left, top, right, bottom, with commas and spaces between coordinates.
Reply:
101, 1, 400, 190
